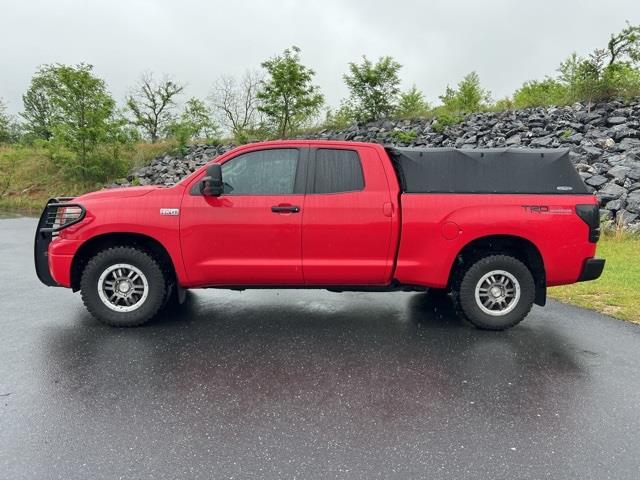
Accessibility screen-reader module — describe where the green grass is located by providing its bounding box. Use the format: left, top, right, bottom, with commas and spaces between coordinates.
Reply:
549, 235, 640, 323
0, 140, 175, 213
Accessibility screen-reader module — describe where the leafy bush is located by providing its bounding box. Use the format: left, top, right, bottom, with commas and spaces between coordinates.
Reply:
599, 62, 640, 100
166, 98, 220, 153
490, 97, 515, 111
48, 137, 131, 182
396, 86, 430, 118
0, 100, 11, 143
439, 72, 491, 114
513, 79, 569, 108
390, 129, 417, 144
431, 109, 463, 133
428, 72, 491, 131
558, 55, 640, 104
0, 146, 19, 195
324, 103, 357, 129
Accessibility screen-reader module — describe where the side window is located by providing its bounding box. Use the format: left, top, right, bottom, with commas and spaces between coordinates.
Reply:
313, 149, 365, 194
221, 149, 298, 195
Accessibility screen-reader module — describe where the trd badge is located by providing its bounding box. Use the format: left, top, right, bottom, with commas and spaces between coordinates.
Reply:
160, 208, 180, 216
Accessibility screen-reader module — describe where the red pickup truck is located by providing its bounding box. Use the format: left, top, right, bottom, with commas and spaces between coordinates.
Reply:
35, 140, 604, 330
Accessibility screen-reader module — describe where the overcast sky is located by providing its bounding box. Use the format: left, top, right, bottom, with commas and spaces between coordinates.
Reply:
1, 0, 639, 114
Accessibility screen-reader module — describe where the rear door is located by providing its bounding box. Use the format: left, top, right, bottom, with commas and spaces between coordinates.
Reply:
180, 146, 307, 286
302, 146, 395, 285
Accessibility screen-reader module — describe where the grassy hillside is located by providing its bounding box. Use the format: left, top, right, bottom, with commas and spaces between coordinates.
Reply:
0, 141, 175, 212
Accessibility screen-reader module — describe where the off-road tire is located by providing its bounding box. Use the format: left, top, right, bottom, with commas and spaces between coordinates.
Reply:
80, 246, 166, 327
452, 254, 535, 330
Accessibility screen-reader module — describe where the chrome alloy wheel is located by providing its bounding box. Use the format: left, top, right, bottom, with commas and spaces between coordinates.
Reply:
97, 263, 149, 312
474, 269, 521, 316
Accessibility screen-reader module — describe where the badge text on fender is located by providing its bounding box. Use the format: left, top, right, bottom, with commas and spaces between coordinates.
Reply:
160, 208, 179, 216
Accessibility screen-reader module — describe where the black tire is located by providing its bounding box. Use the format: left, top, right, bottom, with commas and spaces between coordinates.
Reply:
80, 246, 167, 327
452, 254, 535, 330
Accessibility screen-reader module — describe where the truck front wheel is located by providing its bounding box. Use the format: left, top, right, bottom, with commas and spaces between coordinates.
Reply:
453, 254, 535, 330
80, 246, 167, 327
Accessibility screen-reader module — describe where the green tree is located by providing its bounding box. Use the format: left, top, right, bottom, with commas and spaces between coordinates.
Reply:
396, 85, 430, 118
343, 55, 402, 122
167, 98, 220, 151
49, 64, 117, 164
557, 52, 583, 87
557, 51, 637, 105
179, 97, 219, 140
21, 66, 60, 141
439, 72, 491, 114
553, 24, 640, 105
24, 63, 129, 180
126, 73, 184, 142
257, 46, 324, 137
605, 22, 640, 66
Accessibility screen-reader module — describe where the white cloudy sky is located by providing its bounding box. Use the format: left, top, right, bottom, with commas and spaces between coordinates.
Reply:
1, 0, 639, 114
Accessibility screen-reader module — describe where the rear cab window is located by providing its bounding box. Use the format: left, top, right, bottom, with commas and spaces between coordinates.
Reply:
312, 149, 365, 194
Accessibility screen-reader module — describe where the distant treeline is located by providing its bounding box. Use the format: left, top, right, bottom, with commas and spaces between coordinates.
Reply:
0, 22, 639, 182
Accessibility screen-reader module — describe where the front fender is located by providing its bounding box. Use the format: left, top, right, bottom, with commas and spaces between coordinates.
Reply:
54, 187, 188, 287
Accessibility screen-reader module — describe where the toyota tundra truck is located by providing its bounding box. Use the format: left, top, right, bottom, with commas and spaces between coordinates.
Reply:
34, 141, 605, 330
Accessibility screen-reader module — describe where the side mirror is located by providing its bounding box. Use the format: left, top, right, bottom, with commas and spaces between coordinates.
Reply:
200, 164, 224, 197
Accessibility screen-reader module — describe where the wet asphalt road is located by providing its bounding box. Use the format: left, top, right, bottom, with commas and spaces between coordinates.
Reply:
1, 217, 640, 479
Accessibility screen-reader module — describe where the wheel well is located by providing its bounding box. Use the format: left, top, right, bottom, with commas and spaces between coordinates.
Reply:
449, 235, 546, 306
70, 233, 177, 292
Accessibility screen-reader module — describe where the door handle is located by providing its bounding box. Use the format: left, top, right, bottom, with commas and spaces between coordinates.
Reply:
271, 205, 300, 213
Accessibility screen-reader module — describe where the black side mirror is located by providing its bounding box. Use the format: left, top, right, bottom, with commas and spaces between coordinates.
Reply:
200, 164, 224, 197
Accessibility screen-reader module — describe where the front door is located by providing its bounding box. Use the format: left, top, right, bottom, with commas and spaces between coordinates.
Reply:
180, 147, 307, 286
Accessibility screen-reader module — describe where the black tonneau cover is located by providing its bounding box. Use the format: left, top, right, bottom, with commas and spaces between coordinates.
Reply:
386, 147, 589, 194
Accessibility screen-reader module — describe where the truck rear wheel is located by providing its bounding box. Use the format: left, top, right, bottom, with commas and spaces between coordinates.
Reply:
80, 246, 166, 327
453, 254, 535, 330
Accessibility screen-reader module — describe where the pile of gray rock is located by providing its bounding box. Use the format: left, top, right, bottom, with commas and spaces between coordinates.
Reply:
124, 98, 640, 231
127, 144, 235, 187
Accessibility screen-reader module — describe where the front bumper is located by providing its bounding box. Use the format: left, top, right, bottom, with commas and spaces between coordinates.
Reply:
577, 258, 605, 282
34, 198, 85, 287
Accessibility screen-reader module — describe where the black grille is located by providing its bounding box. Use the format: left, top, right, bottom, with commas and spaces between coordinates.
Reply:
34, 197, 85, 287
